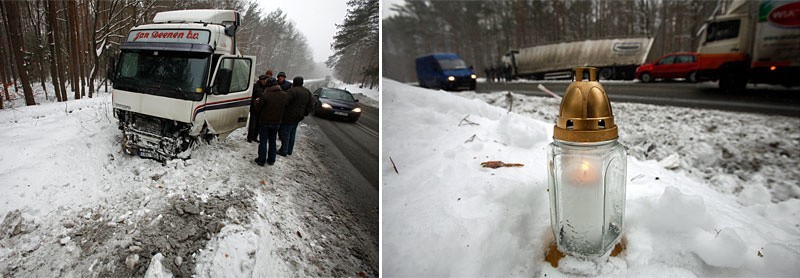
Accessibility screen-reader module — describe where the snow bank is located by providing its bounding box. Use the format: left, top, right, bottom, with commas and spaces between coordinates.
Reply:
382, 78, 800, 276
335, 81, 378, 108
0, 88, 376, 276
460, 89, 800, 203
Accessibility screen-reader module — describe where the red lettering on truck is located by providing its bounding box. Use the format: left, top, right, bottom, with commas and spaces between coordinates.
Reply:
132, 32, 149, 41
769, 2, 800, 27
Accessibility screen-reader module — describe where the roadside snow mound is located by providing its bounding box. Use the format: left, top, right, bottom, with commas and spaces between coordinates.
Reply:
461, 90, 800, 203
0, 92, 377, 276
382, 78, 800, 277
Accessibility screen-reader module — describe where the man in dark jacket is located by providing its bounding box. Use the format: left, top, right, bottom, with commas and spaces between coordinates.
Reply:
276, 71, 293, 91
253, 82, 289, 166
247, 75, 269, 143
278, 76, 314, 156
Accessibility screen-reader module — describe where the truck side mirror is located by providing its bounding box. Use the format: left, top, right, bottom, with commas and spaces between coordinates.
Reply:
107, 56, 116, 82
213, 68, 232, 95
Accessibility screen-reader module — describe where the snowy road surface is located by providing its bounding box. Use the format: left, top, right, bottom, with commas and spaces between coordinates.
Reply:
478, 81, 800, 117
0, 92, 378, 276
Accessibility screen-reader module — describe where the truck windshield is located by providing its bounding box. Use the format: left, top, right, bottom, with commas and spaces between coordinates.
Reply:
113, 50, 209, 101
438, 59, 468, 70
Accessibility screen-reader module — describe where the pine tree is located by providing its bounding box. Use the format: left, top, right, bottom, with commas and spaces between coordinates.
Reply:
328, 0, 378, 88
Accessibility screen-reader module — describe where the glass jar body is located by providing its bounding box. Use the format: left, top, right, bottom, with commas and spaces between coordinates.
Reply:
547, 139, 627, 259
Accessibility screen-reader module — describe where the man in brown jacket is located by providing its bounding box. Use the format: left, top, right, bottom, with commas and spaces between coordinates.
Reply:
253, 80, 289, 166
278, 76, 314, 156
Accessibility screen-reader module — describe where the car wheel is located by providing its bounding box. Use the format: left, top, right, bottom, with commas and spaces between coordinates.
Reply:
640, 73, 652, 83
687, 71, 697, 83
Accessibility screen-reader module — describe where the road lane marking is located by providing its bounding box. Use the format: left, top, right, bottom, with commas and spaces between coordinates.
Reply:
354, 121, 378, 138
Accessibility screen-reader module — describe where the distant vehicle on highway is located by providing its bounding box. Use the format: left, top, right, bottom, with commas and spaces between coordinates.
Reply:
416, 53, 477, 91
696, 0, 800, 90
313, 88, 362, 122
502, 37, 653, 80
635, 52, 699, 83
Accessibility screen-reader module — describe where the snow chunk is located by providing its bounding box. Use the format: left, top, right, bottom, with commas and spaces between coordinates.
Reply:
658, 153, 680, 170
692, 228, 747, 268
644, 186, 713, 233
496, 113, 547, 148
738, 179, 772, 206
144, 253, 173, 278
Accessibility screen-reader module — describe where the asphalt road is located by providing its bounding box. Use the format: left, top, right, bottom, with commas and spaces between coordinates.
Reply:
304, 80, 379, 189
477, 81, 800, 117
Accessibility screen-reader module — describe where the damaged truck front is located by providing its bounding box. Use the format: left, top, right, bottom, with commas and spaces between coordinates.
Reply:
110, 10, 256, 161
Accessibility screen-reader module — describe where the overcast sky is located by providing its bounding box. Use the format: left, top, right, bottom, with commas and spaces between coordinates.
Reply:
256, 0, 349, 63
382, 0, 404, 18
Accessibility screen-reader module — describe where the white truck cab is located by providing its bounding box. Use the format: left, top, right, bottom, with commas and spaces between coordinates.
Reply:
111, 10, 257, 160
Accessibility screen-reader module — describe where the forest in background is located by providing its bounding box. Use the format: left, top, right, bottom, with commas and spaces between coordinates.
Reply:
328, 0, 379, 89
383, 0, 731, 82
0, 0, 325, 108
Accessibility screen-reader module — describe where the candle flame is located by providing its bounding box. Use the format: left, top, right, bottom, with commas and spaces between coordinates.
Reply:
581, 161, 591, 171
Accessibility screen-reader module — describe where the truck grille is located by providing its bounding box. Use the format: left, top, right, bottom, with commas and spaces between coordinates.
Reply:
134, 116, 162, 135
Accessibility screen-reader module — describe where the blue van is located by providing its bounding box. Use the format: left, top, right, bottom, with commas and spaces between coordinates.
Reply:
416, 53, 477, 91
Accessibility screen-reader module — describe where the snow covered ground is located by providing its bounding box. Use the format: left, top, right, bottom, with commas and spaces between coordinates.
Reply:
335, 81, 379, 108
382, 78, 800, 276
0, 88, 377, 276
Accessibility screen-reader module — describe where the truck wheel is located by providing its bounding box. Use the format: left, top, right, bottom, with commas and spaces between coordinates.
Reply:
687, 71, 697, 83
640, 73, 652, 83
599, 68, 613, 80
719, 75, 746, 92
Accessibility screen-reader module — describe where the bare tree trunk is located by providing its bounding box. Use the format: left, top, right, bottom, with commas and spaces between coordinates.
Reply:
0, 15, 9, 103
53, 1, 68, 101
1, 0, 36, 105
82, 0, 93, 98
67, 0, 81, 99
27, 0, 50, 100
45, 0, 63, 102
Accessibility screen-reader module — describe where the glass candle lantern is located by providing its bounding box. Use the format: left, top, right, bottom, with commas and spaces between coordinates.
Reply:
547, 67, 627, 259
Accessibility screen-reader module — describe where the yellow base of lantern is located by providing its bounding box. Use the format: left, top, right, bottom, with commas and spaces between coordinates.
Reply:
544, 239, 626, 268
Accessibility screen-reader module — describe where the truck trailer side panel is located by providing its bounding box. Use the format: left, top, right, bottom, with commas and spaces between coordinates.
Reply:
511, 37, 653, 79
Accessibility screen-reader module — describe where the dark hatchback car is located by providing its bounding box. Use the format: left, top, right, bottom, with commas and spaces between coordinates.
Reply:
312, 88, 362, 122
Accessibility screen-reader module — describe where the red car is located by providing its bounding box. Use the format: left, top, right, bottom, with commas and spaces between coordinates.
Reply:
635, 52, 699, 83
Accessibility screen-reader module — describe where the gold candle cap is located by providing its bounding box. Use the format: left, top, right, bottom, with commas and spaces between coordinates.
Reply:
553, 67, 618, 142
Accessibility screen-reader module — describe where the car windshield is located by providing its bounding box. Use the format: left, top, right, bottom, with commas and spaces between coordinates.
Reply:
438, 59, 468, 70
321, 89, 355, 102
113, 49, 209, 101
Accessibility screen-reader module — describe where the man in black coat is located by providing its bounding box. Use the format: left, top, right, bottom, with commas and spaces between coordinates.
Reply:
278, 76, 314, 156
276, 71, 293, 91
247, 75, 269, 143
253, 81, 289, 166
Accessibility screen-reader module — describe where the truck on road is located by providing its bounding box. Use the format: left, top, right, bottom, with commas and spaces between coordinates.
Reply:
110, 10, 256, 161
696, 0, 800, 90
502, 37, 654, 80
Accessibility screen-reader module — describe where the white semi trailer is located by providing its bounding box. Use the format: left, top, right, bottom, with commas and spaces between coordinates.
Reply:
110, 10, 256, 161
502, 37, 654, 80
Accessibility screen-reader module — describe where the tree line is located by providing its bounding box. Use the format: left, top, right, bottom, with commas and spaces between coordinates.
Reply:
0, 0, 322, 109
383, 0, 728, 82
328, 0, 378, 89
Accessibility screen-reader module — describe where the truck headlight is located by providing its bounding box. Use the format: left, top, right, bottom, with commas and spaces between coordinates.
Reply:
321, 103, 332, 109
448, 76, 455, 82
471, 74, 477, 79
352, 107, 362, 113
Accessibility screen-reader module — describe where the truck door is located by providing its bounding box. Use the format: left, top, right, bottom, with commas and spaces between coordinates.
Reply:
202, 55, 256, 136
